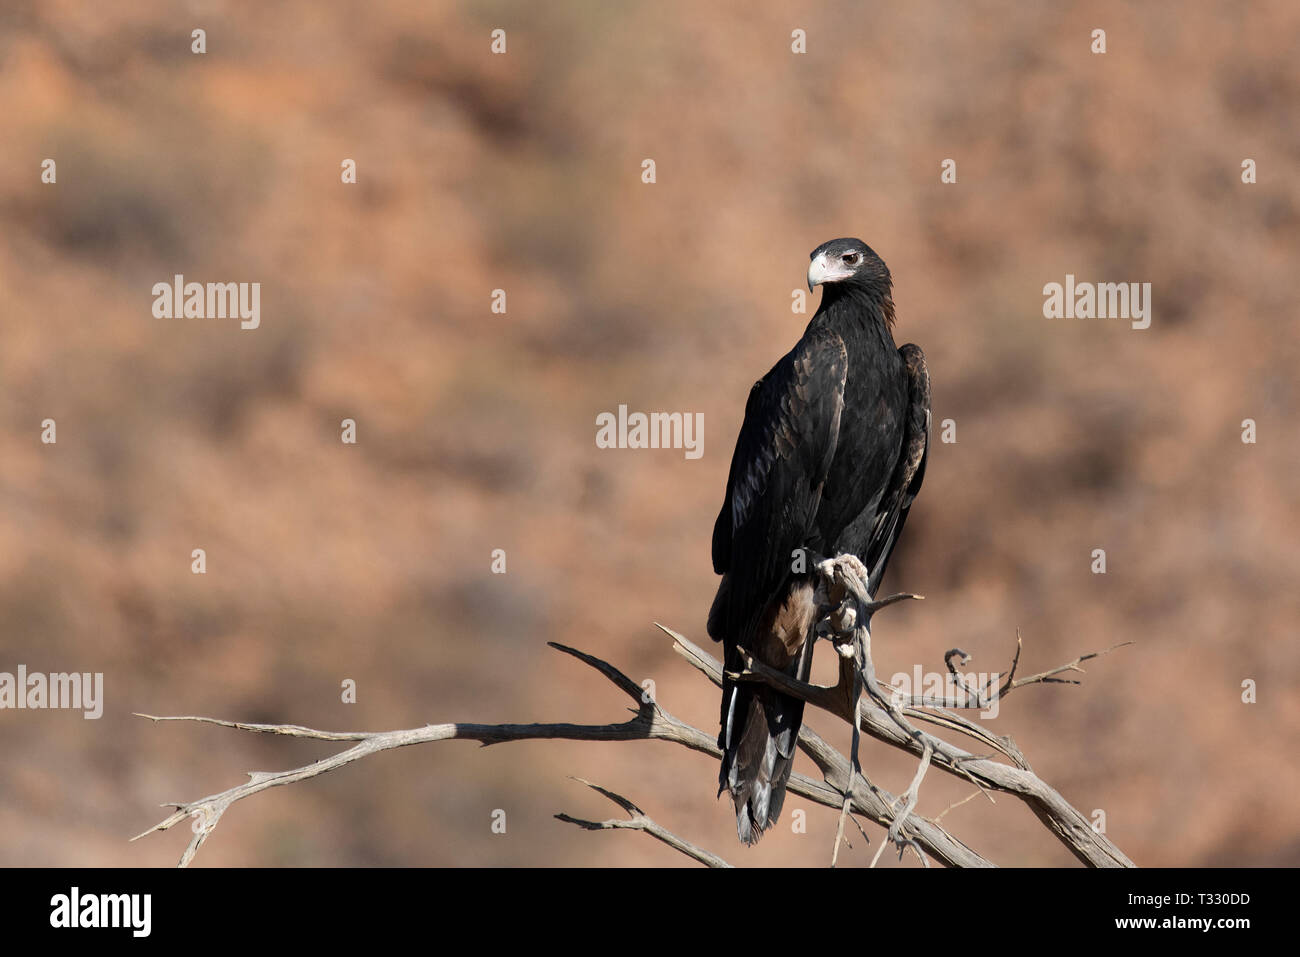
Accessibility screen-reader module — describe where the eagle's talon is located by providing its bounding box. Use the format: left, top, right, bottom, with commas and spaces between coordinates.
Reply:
830, 601, 857, 635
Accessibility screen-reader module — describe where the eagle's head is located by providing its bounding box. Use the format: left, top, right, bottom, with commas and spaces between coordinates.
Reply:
807, 238, 891, 293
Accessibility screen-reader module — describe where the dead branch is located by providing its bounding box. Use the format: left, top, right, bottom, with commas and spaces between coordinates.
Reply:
556, 778, 732, 868
135, 639, 988, 868
135, 549, 1131, 869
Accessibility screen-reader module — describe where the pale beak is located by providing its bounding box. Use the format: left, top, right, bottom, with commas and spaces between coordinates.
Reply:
807, 252, 853, 291
807, 254, 827, 291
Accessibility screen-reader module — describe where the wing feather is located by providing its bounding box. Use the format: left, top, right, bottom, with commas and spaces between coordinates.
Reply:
862, 343, 931, 595
708, 329, 848, 645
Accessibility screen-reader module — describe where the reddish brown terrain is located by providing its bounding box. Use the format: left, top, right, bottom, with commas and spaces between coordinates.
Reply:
0, 1, 1297, 866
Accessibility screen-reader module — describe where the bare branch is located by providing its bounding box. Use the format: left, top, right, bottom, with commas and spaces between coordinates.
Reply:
998, 640, 1135, 696
135, 565, 1132, 869
137, 637, 987, 867
661, 619, 1134, 868
556, 778, 732, 868
660, 623, 992, 867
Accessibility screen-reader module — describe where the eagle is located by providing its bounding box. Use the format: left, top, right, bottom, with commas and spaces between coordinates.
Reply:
708, 238, 931, 845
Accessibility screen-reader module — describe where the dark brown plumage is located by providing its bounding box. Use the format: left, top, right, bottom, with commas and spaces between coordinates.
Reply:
708, 238, 930, 844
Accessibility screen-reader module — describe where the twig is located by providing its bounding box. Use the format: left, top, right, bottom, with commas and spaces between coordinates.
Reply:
934, 788, 985, 824
556, 778, 732, 868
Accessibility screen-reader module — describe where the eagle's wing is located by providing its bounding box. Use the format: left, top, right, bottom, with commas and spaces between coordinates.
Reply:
708, 327, 848, 648
862, 342, 931, 596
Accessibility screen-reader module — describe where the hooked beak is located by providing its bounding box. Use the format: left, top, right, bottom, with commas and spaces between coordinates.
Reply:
807, 252, 854, 291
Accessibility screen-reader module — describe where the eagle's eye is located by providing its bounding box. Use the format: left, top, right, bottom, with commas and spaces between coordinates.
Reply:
842, 252, 860, 266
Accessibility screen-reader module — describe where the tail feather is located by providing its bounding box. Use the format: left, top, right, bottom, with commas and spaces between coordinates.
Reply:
720, 683, 805, 844
718, 627, 815, 845
714, 574, 818, 844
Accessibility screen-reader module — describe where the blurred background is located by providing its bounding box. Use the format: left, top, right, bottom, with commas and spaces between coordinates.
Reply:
0, 1, 1296, 866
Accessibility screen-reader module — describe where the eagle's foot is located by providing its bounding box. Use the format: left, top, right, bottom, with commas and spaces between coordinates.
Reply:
829, 602, 857, 655
810, 554, 871, 657
815, 553, 873, 604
